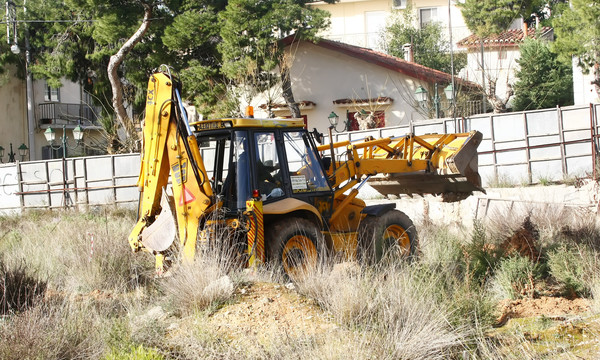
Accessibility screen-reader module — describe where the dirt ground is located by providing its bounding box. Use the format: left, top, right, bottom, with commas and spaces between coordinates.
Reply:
207, 280, 593, 335
497, 296, 591, 325
207, 282, 340, 343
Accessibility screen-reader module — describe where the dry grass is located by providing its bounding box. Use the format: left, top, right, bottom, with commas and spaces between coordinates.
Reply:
1, 206, 600, 359
0, 300, 107, 359
0, 208, 153, 294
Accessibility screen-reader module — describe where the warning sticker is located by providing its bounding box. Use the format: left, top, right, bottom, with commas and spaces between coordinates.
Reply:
290, 175, 307, 190
179, 186, 196, 206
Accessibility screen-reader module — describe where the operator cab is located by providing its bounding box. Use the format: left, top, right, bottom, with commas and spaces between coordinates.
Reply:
193, 118, 333, 217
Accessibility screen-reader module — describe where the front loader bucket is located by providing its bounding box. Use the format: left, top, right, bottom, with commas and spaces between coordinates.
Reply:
368, 131, 484, 202
141, 192, 177, 252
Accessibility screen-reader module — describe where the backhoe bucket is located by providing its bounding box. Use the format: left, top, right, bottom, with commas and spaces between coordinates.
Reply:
368, 131, 484, 202
141, 192, 177, 252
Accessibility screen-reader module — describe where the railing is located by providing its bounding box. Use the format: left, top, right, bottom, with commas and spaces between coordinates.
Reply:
37, 103, 102, 127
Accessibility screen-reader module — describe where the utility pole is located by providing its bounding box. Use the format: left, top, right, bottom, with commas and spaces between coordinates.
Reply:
24, 0, 35, 160
448, 0, 456, 123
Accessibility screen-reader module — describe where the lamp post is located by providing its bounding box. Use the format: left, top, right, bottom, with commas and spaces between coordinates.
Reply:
414, 83, 454, 119
326, 111, 342, 172
0, 142, 27, 163
43, 124, 84, 207
18, 143, 28, 161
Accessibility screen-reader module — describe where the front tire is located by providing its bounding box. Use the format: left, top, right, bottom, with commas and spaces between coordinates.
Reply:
267, 217, 323, 278
358, 210, 417, 264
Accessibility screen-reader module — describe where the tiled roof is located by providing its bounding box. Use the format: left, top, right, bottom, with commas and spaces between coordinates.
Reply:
457, 26, 553, 48
333, 97, 393, 105
258, 100, 315, 110
281, 36, 480, 90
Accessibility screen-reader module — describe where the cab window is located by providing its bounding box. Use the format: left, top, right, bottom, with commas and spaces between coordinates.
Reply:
283, 131, 330, 194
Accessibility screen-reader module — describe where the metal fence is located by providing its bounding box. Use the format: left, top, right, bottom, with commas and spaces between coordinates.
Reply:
0, 153, 140, 214
1, 103, 599, 214
330, 103, 600, 186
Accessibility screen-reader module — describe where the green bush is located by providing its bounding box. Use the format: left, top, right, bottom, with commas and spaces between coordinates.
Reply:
492, 255, 541, 300
464, 220, 503, 286
547, 246, 592, 297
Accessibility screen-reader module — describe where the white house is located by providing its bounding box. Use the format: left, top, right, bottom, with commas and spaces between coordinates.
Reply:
457, 25, 554, 111
308, 0, 471, 51
249, 37, 478, 132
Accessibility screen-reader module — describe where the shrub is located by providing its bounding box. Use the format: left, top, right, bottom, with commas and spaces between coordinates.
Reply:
491, 255, 541, 300
547, 245, 591, 297
0, 208, 153, 294
464, 220, 503, 286
296, 261, 467, 359
105, 345, 164, 360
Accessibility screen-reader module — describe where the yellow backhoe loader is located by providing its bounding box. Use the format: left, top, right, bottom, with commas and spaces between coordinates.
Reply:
128, 67, 484, 276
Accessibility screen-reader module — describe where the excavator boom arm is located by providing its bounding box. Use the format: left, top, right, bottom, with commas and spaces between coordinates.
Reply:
128, 71, 214, 269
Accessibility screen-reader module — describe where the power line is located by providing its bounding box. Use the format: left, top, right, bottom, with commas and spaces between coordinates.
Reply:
0, 17, 165, 24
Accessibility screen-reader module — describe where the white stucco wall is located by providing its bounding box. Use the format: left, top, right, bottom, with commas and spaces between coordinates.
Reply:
250, 41, 431, 132
310, 0, 471, 50
461, 46, 520, 107
572, 58, 599, 105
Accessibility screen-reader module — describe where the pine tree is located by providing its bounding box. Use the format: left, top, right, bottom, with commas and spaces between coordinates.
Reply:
512, 38, 573, 111
458, 0, 543, 38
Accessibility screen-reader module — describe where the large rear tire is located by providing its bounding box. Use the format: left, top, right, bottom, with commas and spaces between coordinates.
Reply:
267, 217, 323, 279
358, 210, 417, 264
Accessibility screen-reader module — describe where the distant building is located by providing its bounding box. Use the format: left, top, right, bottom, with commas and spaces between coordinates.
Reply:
308, 0, 471, 51
249, 37, 479, 132
572, 60, 599, 105
0, 68, 105, 162
457, 25, 554, 111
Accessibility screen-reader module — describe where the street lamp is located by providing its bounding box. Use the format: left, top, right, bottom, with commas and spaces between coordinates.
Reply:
44, 124, 84, 157
0, 142, 27, 163
18, 143, 28, 161
328, 111, 350, 133
43, 124, 85, 207
414, 83, 454, 119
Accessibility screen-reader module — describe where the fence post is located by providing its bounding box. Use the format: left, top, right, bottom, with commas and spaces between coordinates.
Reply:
590, 103, 598, 180
490, 114, 498, 182
558, 105, 567, 177
523, 112, 532, 184
17, 161, 24, 213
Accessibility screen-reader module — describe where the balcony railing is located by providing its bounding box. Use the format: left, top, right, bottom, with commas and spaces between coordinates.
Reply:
37, 103, 102, 127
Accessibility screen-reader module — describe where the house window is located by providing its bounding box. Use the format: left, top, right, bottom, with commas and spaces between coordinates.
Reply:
41, 145, 64, 160
44, 81, 60, 102
348, 110, 385, 131
419, 8, 438, 28
392, 0, 407, 9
